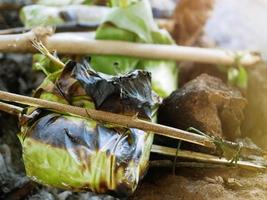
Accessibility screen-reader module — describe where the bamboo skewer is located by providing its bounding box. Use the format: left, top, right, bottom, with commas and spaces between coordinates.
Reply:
151, 145, 266, 171
150, 160, 229, 169
0, 90, 215, 148
0, 101, 23, 116
0, 99, 265, 171
0, 30, 261, 66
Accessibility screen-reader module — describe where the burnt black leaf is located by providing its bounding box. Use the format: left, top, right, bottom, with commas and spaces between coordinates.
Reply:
70, 60, 154, 119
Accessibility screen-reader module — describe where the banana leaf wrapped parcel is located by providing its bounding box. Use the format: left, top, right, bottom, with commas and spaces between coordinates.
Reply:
18, 60, 154, 196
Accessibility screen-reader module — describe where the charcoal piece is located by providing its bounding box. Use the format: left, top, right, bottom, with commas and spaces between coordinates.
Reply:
158, 74, 247, 141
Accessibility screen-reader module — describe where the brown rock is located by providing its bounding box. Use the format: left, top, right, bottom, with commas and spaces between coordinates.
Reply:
172, 0, 214, 45
242, 63, 267, 150
158, 74, 246, 140
178, 62, 227, 87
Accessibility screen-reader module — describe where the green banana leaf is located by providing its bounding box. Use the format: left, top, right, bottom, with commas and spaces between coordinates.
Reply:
19, 60, 154, 196
90, 0, 177, 97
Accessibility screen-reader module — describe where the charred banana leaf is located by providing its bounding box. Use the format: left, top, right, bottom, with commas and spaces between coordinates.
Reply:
18, 61, 154, 196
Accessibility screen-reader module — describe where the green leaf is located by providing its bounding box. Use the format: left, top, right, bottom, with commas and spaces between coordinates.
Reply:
36, 0, 95, 6
39, 92, 69, 104
95, 23, 137, 41
228, 66, 248, 89
151, 29, 175, 45
91, 21, 140, 74
19, 113, 153, 195
110, 0, 139, 8
102, 0, 157, 43
92, 0, 177, 96
34, 70, 66, 103
137, 60, 177, 97
90, 55, 139, 75
33, 54, 62, 75
20, 5, 65, 28
236, 66, 248, 88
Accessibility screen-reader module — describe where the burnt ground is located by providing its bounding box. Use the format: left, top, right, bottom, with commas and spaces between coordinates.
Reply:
134, 167, 267, 200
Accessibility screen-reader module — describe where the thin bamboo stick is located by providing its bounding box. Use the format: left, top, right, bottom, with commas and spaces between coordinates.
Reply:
0, 30, 261, 66
0, 90, 215, 148
151, 145, 266, 171
150, 160, 228, 169
0, 101, 23, 116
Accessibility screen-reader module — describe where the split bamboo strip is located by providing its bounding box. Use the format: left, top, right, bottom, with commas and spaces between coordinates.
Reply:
151, 144, 266, 171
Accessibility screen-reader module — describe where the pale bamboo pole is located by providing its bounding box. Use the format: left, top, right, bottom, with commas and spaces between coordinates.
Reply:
0, 30, 261, 66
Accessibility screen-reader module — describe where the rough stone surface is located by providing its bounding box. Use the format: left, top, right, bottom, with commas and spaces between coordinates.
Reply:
242, 63, 267, 150
158, 74, 247, 141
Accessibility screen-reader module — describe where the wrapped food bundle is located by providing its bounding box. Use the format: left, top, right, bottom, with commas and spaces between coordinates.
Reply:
18, 60, 154, 196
